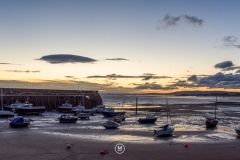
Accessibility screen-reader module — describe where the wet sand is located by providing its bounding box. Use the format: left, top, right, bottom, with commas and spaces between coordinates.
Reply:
1, 104, 240, 160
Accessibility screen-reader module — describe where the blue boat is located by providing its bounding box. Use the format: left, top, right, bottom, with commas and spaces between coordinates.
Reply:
9, 116, 31, 127
101, 108, 125, 117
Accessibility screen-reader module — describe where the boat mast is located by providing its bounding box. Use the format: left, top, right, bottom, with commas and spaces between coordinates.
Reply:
1, 88, 2, 110
166, 94, 172, 124
215, 96, 217, 119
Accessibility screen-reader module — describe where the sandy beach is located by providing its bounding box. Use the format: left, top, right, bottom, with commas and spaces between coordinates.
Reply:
1, 104, 240, 160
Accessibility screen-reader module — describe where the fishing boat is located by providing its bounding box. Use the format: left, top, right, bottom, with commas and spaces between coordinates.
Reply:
206, 96, 218, 128
103, 120, 120, 129
138, 115, 157, 123
4, 101, 22, 111
102, 108, 125, 117
58, 101, 73, 113
153, 124, 174, 137
235, 126, 240, 136
14, 101, 46, 115
9, 116, 32, 127
58, 114, 78, 123
77, 113, 90, 119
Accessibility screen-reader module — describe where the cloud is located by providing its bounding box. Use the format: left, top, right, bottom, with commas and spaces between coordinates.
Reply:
220, 36, 240, 49
157, 14, 203, 29
87, 73, 172, 80
214, 61, 234, 69
4, 70, 40, 73
134, 82, 177, 90
105, 58, 129, 61
36, 54, 97, 64
187, 75, 198, 82
0, 63, 20, 65
196, 72, 240, 88
223, 36, 238, 43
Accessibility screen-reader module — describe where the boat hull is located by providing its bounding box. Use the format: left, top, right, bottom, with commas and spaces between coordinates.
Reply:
102, 111, 125, 117
205, 119, 218, 128
58, 107, 73, 113
15, 108, 46, 115
9, 123, 29, 127
59, 118, 78, 123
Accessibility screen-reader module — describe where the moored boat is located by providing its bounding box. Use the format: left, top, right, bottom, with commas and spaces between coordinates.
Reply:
58, 101, 73, 113
58, 114, 78, 123
93, 105, 106, 113
14, 101, 46, 115
0, 110, 14, 118
138, 115, 157, 124
235, 126, 240, 136
72, 105, 85, 115
103, 120, 120, 129
102, 108, 125, 117
77, 113, 90, 119
153, 124, 174, 137
9, 116, 32, 127
206, 117, 218, 128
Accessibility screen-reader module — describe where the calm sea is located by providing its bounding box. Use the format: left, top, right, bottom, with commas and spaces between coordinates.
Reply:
100, 94, 240, 108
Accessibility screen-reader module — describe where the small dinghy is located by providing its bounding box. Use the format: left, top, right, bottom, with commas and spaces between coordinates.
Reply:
138, 115, 157, 124
153, 124, 174, 137
235, 126, 240, 136
58, 115, 78, 123
205, 117, 218, 128
77, 113, 90, 119
103, 120, 120, 129
9, 116, 32, 127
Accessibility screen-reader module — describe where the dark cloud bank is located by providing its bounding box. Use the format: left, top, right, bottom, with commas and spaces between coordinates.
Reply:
36, 54, 97, 64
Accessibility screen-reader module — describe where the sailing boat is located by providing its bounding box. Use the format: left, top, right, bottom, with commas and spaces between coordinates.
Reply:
205, 96, 218, 128
153, 95, 174, 137
0, 88, 14, 118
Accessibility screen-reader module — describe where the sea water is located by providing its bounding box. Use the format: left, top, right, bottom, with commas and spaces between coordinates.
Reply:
100, 94, 240, 107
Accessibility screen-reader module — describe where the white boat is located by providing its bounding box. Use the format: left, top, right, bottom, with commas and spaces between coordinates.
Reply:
58, 101, 73, 113
103, 120, 120, 129
235, 126, 240, 136
153, 124, 174, 137
77, 113, 90, 119
14, 101, 46, 115
93, 105, 106, 113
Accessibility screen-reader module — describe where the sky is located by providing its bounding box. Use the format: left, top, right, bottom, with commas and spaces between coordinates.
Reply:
1, 0, 240, 94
